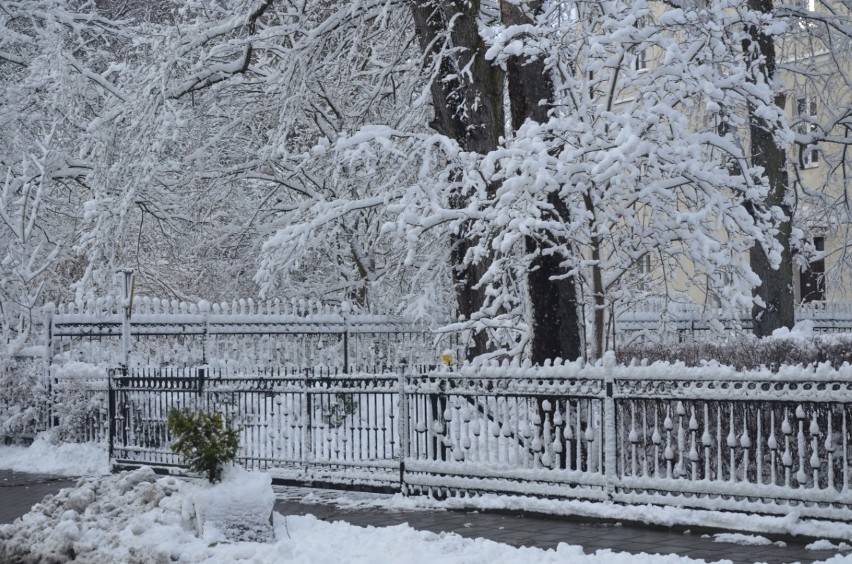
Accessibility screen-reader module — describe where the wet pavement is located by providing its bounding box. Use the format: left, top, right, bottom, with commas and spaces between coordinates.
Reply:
0, 470, 77, 525
1, 470, 850, 563
272, 487, 849, 564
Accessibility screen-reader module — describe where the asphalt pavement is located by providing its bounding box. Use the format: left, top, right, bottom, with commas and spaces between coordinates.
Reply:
0, 470, 77, 525
271, 491, 848, 564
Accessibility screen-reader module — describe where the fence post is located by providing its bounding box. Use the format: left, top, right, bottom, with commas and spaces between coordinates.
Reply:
603, 352, 617, 500
342, 301, 350, 374
107, 368, 115, 465
200, 300, 210, 365
119, 269, 134, 371
196, 366, 206, 398
42, 303, 54, 431
398, 361, 409, 492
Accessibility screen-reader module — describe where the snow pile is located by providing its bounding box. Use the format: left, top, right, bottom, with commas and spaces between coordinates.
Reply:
0, 467, 187, 563
808, 540, 852, 551
192, 466, 275, 543
706, 533, 785, 547
0, 433, 108, 475
771, 320, 816, 339
2, 467, 729, 564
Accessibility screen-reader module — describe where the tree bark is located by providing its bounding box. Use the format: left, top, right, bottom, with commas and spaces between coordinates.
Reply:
411, 0, 505, 359
744, 0, 794, 336
501, 0, 582, 363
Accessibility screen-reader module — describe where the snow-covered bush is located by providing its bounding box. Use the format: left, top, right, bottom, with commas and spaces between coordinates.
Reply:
0, 351, 47, 444
617, 333, 852, 370
49, 363, 108, 443
167, 409, 239, 483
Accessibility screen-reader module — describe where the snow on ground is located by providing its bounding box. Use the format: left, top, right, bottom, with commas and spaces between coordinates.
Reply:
807, 540, 852, 551
3, 444, 852, 563
0, 467, 730, 564
0, 434, 108, 476
703, 533, 785, 547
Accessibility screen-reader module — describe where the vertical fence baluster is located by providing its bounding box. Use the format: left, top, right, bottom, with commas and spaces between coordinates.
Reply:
642, 402, 649, 478
810, 411, 821, 489
782, 408, 793, 488
574, 400, 583, 472
727, 404, 737, 482
740, 412, 751, 484
843, 408, 849, 492
398, 367, 409, 487
664, 404, 674, 479
756, 408, 763, 485
797, 404, 808, 486
768, 409, 777, 486
826, 410, 834, 491
689, 406, 698, 480
302, 369, 311, 465
676, 402, 686, 478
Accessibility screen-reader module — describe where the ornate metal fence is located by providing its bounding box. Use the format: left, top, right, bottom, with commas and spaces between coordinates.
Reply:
403, 363, 852, 520
108, 366, 412, 489
45, 296, 453, 371
105, 361, 852, 520
402, 367, 611, 501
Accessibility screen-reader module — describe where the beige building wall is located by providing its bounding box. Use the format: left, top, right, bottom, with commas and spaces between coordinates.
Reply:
779, 0, 852, 304
613, 0, 852, 315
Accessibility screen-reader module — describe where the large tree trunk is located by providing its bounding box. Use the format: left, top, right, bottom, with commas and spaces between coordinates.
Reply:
744, 0, 794, 337
501, 0, 582, 363
411, 0, 504, 359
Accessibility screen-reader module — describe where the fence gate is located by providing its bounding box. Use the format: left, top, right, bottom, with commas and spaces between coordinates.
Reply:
108, 366, 404, 489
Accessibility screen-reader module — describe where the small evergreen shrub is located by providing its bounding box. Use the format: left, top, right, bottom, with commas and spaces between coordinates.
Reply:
167, 409, 240, 483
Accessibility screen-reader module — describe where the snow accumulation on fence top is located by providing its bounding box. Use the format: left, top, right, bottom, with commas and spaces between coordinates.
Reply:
441, 350, 852, 383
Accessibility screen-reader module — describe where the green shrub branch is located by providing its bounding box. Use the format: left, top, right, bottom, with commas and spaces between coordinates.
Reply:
167, 409, 239, 483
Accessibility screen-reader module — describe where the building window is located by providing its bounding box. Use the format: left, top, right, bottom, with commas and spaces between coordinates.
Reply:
636, 255, 651, 291
796, 96, 819, 167
800, 236, 825, 303
635, 49, 647, 71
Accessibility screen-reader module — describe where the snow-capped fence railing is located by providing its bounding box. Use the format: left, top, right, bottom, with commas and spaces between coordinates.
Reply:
45, 294, 451, 372
106, 359, 852, 520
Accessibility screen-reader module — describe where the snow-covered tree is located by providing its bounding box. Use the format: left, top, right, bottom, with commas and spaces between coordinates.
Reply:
394, 0, 790, 357
10, 0, 850, 364
0, 0, 127, 341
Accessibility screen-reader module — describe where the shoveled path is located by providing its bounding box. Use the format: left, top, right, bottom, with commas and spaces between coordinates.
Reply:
272, 486, 848, 564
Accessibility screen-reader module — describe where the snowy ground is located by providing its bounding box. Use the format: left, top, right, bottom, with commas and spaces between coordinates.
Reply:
3, 440, 852, 563
0, 467, 720, 563
0, 435, 109, 476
